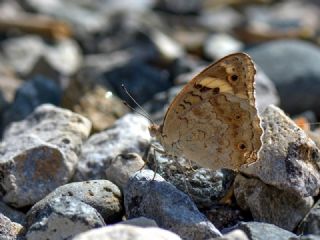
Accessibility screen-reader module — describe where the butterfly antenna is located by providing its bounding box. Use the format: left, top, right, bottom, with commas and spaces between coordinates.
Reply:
121, 84, 155, 124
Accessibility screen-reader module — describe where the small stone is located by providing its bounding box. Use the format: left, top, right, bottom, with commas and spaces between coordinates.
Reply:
0, 104, 91, 207
72, 224, 182, 240
122, 217, 158, 228
199, 7, 242, 32
2, 35, 81, 76
254, 67, 280, 113
0, 213, 25, 240
124, 169, 222, 240
292, 235, 320, 240
102, 60, 171, 106
27, 180, 123, 224
147, 147, 236, 209
62, 84, 128, 132
241, 105, 320, 198
235, 222, 297, 240
105, 152, 145, 190
248, 40, 320, 118
2, 76, 62, 128
296, 199, 320, 235
234, 174, 313, 231
214, 229, 248, 240
26, 196, 105, 240
0, 201, 26, 225
74, 113, 150, 181
204, 33, 243, 60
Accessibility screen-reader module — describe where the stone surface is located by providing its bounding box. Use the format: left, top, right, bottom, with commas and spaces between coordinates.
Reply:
248, 40, 320, 118
124, 169, 222, 240
2, 35, 81, 76
0, 213, 25, 240
234, 222, 297, 240
0, 201, 26, 225
27, 180, 123, 224
146, 145, 236, 209
241, 105, 320, 198
0, 104, 91, 207
26, 196, 105, 240
234, 174, 313, 231
62, 83, 128, 132
121, 217, 158, 228
72, 224, 182, 240
2, 76, 62, 127
105, 152, 145, 190
214, 229, 249, 240
102, 60, 171, 106
296, 199, 320, 235
74, 113, 150, 181
254, 67, 280, 113
204, 33, 243, 60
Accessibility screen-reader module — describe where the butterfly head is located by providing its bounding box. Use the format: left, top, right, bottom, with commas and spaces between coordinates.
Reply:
148, 124, 162, 139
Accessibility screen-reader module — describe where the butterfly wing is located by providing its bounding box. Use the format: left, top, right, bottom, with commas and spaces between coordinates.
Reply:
159, 53, 263, 170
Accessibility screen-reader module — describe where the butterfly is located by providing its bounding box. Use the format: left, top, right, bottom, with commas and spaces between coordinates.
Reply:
149, 53, 263, 170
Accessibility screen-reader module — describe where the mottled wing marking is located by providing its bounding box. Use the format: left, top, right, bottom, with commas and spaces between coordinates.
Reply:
156, 52, 263, 170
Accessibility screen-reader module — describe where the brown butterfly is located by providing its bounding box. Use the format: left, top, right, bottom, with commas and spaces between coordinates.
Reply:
149, 53, 263, 170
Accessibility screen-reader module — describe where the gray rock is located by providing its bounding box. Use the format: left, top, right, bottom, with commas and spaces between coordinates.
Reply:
2, 76, 62, 127
2, 35, 81, 76
72, 224, 181, 240
214, 229, 249, 240
124, 169, 222, 240
27, 180, 123, 224
74, 113, 150, 181
121, 217, 158, 228
105, 152, 145, 190
240, 105, 320, 198
297, 199, 320, 235
0, 213, 25, 240
204, 34, 243, 60
234, 174, 313, 231
248, 40, 320, 118
234, 222, 297, 240
0, 201, 26, 225
291, 235, 320, 240
254, 67, 280, 113
147, 146, 236, 209
26, 196, 105, 240
0, 104, 91, 207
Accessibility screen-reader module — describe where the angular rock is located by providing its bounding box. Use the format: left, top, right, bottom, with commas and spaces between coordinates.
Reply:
74, 113, 150, 181
241, 105, 320, 197
234, 174, 313, 231
248, 40, 320, 118
2, 76, 62, 127
0, 213, 25, 240
27, 180, 123, 224
0, 104, 91, 207
26, 196, 105, 240
234, 222, 297, 240
124, 169, 221, 240
297, 199, 320, 235
72, 224, 181, 240
105, 152, 145, 190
